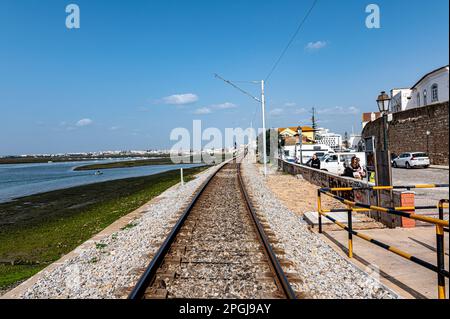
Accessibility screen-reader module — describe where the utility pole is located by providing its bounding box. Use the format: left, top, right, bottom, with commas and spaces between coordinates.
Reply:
261, 80, 267, 176
215, 74, 268, 176
311, 107, 317, 141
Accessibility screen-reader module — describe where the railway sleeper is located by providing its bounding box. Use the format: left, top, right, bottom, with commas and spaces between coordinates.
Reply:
285, 272, 303, 284
144, 288, 168, 299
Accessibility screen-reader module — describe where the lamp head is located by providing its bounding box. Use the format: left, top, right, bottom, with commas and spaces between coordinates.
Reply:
377, 91, 391, 113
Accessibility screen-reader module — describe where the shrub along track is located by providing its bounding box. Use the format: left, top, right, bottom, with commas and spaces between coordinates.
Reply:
128, 159, 298, 299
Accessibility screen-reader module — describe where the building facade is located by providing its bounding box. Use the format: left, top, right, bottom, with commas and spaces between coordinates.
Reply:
278, 126, 315, 142
390, 65, 449, 113
315, 128, 342, 151
362, 112, 382, 129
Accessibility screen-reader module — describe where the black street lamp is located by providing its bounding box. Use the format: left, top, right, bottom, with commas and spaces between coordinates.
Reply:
376, 91, 391, 151
375, 91, 392, 187
297, 127, 303, 164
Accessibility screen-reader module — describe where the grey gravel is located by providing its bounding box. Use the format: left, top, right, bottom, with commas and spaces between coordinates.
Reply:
241, 160, 398, 299
19, 165, 222, 299
17, 159, 398, 299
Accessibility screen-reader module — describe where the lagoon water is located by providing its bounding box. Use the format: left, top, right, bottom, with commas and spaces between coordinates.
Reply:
0, 160, 202, 203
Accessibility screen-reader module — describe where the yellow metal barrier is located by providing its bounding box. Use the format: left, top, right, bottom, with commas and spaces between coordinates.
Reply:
317, 185, 449, 300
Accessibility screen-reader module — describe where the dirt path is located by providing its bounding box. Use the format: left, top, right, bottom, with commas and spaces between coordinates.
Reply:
265, 170, 385, 231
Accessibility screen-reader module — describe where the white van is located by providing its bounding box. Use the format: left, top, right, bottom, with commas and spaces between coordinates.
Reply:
282, 144, 333, 162
320, 152, 366, 176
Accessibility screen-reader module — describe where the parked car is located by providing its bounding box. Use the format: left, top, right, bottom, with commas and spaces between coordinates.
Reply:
390, 153, 398, 165
320, 152, 367, 176
392, 152, 430, 169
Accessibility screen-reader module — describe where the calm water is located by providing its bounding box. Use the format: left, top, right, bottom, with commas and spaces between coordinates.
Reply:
0, 160, 202, 203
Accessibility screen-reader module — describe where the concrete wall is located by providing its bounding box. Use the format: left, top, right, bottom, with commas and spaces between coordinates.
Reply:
362, 102, 449, 165
278, 160, 402, 228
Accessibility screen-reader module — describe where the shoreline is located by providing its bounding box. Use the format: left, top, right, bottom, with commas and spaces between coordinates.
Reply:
0, 155, 169, 165
0, 163, 205, 204
73, 158, 181, 171
72, 155, 228, 171
0, 166, 208, 291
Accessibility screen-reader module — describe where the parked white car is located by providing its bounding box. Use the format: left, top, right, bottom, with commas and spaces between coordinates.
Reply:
392, 152, 430, 169
320, 152, 366, 176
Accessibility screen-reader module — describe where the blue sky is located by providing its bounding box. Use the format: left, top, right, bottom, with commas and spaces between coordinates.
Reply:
0, 0, 448, 155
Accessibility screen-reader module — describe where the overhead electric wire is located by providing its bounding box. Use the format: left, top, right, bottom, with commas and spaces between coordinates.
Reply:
265, 0, 319, 82
214, 74, 262, 128
214, 74, 261, 103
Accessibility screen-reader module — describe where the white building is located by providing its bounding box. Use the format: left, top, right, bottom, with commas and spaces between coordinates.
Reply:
390, 88, 412, 113
390, 65, 449, 113
348, 134, 362, 150
315, 128, 342, 151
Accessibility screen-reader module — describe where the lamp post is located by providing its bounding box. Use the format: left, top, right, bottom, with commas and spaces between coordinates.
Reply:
375, 91, 392, 187
426, 130, 431, 155
297, 127, 303, 165
278, 136, 283, 159
376, 91, 391, 151
214, 74, 268, 176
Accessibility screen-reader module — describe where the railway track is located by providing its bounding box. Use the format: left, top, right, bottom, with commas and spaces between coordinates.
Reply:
128, 159, 297, 299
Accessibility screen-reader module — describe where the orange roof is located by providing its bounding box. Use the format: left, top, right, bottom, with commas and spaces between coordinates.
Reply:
362, 112, 381, 122
278, 126, 314, 133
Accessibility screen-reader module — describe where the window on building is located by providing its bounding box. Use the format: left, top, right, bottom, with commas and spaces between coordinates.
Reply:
423, 90, 428, 106
417, 93, 420, 107
431, 84, 439, 102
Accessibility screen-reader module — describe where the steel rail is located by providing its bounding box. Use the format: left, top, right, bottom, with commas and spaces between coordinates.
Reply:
128, 161, 229, 299
236, 162, 297, 299
129, 159, 296, 299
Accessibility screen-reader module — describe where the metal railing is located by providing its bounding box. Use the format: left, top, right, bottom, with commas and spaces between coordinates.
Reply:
317, 184, 449, 299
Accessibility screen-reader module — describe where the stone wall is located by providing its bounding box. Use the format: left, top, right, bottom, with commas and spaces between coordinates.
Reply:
278, 160, 402, 228
362, 102, 449, 165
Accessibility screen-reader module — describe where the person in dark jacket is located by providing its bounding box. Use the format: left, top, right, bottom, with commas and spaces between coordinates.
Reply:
307, 154, 321, 170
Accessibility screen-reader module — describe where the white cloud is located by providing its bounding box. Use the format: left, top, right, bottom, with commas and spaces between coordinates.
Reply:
284, 102, 297, 107
193, 107, 212, 115
269, 108, 284, 116
306, 41, 327, 50
109, 126, 120, 131
161, 93, 199, 105
294, 108, 308, 114
191, 102, 237, 115
76, 118, 93, 127
347, 106, 360, 114
211, 102, 237, 110
317, 106, 360, 115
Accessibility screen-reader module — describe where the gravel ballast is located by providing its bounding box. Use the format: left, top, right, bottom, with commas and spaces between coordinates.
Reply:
7, 159, 397, 299
13, 165, 221, 299
241, 160, 397, 299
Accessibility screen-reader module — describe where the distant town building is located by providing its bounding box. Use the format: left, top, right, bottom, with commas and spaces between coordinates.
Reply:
390, 65, 449, 113
278, 126, 315, 145
315, 128, 342, 151
390, 88, 412, 113
362, 112, 382, 129
348, 134, 362, 150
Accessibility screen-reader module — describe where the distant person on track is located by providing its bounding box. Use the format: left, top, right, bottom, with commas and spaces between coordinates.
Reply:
343, 156, 366, 180
306, 153, 321, 170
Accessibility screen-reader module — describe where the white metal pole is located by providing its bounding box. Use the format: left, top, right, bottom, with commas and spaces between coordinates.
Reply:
180, 168, 184, 186
261, 80, 267, 176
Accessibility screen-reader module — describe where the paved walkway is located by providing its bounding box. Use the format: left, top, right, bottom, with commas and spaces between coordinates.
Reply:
430, 165, 449, 170
320, 227, 449, 299
392, 167, 449, 207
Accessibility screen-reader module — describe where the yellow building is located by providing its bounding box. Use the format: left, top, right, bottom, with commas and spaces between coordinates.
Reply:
278, 126, 315, 143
